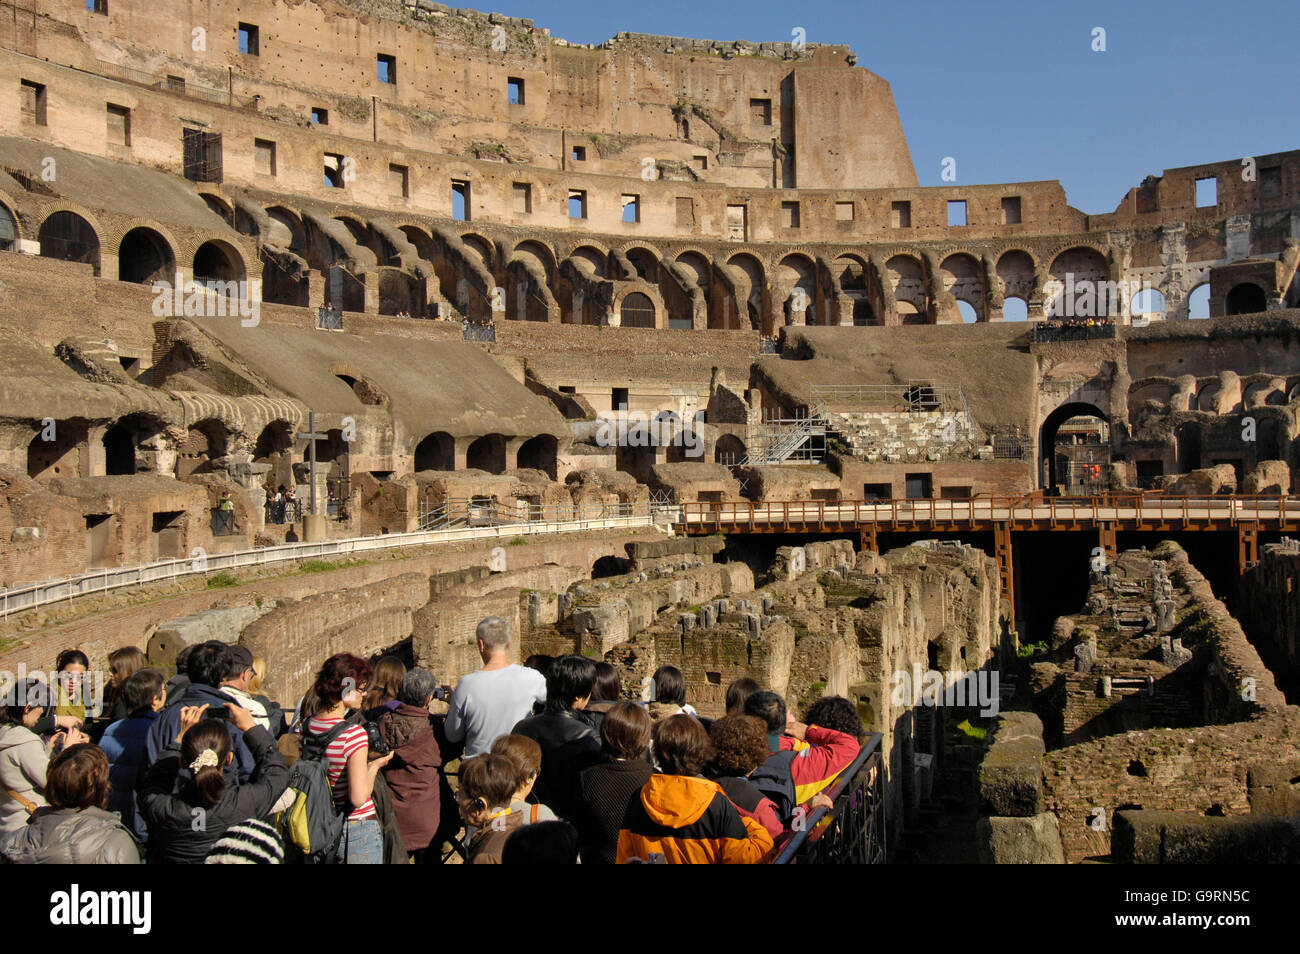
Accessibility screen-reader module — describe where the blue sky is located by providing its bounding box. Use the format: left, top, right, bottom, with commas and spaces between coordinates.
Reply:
486, 0, 1298, 213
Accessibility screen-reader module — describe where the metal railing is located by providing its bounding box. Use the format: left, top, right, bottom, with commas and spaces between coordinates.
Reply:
97, 59, 232, 105
462, 322, 496, 342
775, 733, 885, 864
758, 338, 779, 354
813, 381, 967, 414
0, 504, 656, 618
677, 493, 1300, 533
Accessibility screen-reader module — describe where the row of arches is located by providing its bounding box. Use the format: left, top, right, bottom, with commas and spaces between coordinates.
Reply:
32, 209, 247, 287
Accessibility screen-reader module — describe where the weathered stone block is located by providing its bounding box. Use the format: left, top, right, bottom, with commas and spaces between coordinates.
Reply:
978, 711, 1045, 817
976, 813, 1065, 864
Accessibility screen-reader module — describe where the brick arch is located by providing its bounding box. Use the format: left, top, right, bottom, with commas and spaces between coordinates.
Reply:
0, 190, 24, 243
612, 283, 663, 329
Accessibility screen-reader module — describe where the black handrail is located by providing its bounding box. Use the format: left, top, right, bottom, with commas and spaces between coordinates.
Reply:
773, 732, 885, 864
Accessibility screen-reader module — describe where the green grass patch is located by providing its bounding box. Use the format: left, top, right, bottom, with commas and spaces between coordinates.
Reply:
508, 537, 527, 546
955, 719, 987, 741
1017, 640, 1048, 658
206, 572, 240, 589
298, 558, 369, 574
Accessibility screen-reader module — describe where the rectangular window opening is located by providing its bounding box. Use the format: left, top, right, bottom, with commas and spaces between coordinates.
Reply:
612, 388, 628, 410
1195, 176, 1217, 208
781, 200, 800, 229
835, 201, 855, 222
621, 194, 640, 224
571, 145, 586, 162
507, 77, 525, 105
749, 97, 772, 126
1001, 196, 1021, 224
324, 152, 346, 189
389, 163, 409, 199
452, 179, 470, 220
311, 107, 328, 126
891, 200, 911, 228
568, 189, 587, 219
237, 23, 259, 56
947, 200, 967, 227
20, 80, 46, 126
106, 103, 131, 146
512, 182, 532, 214
377, 54, 397, 85
254, 138, 276, 176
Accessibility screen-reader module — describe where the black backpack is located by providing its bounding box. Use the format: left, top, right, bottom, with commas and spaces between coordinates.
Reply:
278, 721, 350, 864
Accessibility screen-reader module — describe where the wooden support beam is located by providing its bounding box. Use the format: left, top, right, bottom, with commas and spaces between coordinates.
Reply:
994, 520, 1015, 629
1238, 522, 1259, 576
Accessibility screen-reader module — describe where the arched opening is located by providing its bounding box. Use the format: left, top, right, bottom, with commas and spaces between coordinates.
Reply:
620, 292, 656, 329
1048, 247, 1109, 318
1226, 283, 1266, 316
38, 211, 100, 275
886, 255, 926, 320
175, 419, 228, 478
193, 240, 246, 288
1176, 421, 1202, 473
1003, 296, 1028, 322
592, 555, 628, 579
201, 194, 235, 228
1039, 402, 1109, 492
516, 434, 557, 479
1131, 287, 1166, 320
0, 202, 18, 251
253, 421, 295, 498
118, 228, 175, 284
996, 250, 1036, 303
714, 434, 746, 465
1188, 283, 1211, 319
413, 431, 455, 472
466, 434, 506, 474
777, 254, 817, 325
725, 253, 764, 330
103, 423, 137, 476
625, 247, 660, 283
940, 253, 984, 321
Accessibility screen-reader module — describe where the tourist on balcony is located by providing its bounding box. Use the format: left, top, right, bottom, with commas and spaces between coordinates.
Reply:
708, 714, 784, 841
1, 678, 88, 836
578, 700, 653, 864
99, 667, 166, 843
511, 655, 600, 822
490, 733, 557, 825
376, 668, 445, 862
0, 744, 139, 864
744, 691, 860, 822
647, 665, 699, 723
138, 701, 289, 864
457, 753, 524, 864
616, 714, 773, 864
298, 653, 394, 864
444, 617, 547, 757
577, 662, 622, 734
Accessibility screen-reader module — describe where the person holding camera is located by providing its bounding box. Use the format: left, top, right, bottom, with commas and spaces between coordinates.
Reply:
376, 668, 445, 862
138, 700, 289, 864
0, 678, 89, 836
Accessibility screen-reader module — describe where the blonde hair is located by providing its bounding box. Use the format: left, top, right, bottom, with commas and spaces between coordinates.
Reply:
247, 655, 267, 695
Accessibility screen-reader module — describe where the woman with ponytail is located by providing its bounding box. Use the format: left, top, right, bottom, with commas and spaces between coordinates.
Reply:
138, 700, 289, 863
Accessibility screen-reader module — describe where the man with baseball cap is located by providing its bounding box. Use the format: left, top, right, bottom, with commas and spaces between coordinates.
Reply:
218, 645, 278, 736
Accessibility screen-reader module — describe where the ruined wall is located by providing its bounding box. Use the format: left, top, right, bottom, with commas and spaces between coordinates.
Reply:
1238, 540, 1300, 688
1041, 542, 1295, 863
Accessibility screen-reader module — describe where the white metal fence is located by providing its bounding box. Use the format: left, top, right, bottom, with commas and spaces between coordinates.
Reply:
0, 509, 658, 619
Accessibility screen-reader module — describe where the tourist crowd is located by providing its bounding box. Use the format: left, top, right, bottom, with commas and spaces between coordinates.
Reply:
0, 617, 864, 864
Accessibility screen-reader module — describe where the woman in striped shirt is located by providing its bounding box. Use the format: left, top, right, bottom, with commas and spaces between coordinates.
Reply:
301, 654, 394, 864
